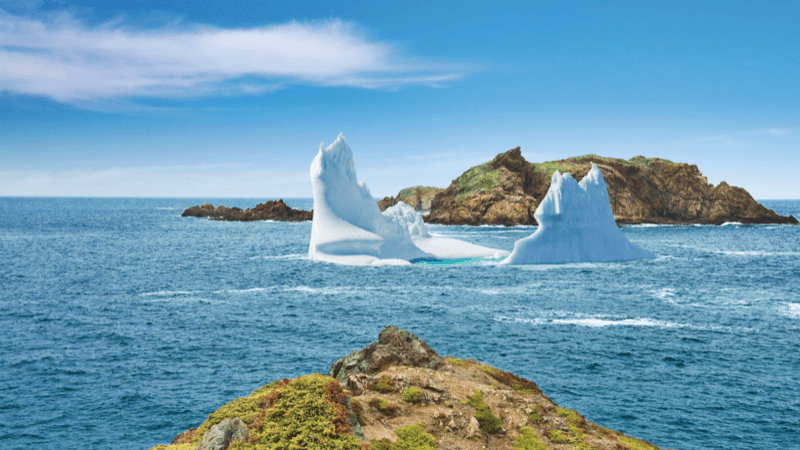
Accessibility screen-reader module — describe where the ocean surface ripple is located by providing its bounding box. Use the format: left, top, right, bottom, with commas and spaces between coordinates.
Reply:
1, 198, 799, 450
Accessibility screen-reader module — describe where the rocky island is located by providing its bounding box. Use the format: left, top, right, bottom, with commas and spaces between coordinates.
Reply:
181, 200, 312, 222
149, 326, 665, 450
393, 148, 796, 226
378, 186, 444, 213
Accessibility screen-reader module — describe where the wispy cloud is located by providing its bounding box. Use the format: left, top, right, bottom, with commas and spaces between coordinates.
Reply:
0, 10, 463, 103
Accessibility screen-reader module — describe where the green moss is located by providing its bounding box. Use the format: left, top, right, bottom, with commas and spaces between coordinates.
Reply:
394, 424, 436, 450
548, 429, 573, 444
368, 397, 399, 416
249, 379, 286, 398
556, 407, 583, 426
453, 161, 500, 198
533, 161, 575, 178
514, 426, 547, 450
371, 376, 396, 393
401, 386, 423, 404
148, 445, 194, 450
367, 424, 435, 450
466, 390, 502, 434
446, 356, 467, 366
476, 364, 540, 395
246, 374, 363, 450
618, 434, 661, 450
528, 407, 544, 424
370, 439, 395, 450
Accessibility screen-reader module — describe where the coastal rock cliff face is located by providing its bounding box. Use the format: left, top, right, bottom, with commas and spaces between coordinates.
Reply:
149, 326, 666, 450
378, 186, 444, 212
181, 200, 312, 222
426, 148, 798, 226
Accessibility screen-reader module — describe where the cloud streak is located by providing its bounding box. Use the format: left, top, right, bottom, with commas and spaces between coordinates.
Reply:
0, 11, 462, 102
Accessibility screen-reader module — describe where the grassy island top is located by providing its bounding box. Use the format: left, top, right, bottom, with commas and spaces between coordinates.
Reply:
453, 152, 682, 198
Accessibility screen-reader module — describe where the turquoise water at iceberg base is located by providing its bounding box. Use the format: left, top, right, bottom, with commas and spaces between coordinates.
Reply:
1, 198, 799, 450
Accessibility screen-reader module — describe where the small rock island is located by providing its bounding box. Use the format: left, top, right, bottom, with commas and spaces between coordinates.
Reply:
181, 200, 312, 222
149, 326, 665, 450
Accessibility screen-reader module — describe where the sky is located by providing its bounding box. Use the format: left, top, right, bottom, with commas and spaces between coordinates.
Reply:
1, 0, 799, 199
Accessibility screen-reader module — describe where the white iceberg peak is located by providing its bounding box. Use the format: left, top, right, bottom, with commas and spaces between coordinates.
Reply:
502, 163, 654, 264
308, 135, 508, 266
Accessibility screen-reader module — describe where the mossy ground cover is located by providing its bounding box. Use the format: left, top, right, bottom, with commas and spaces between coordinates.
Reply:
466, 389, 502, 434
371, 376, 396, 393
532, 154, 682, 178
477, 364, 540, 395
514, 426, 547, 450
401, 386, 423, 403
155, 375, 365, 450
369, 424, 435, 450
368, 397, 399, 416
452, 162, 500, 198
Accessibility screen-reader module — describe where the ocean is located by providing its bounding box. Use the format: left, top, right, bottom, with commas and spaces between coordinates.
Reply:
1, 197, 798, 450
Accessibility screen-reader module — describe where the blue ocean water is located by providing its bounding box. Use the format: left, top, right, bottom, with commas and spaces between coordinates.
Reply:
1, 197, 799, 450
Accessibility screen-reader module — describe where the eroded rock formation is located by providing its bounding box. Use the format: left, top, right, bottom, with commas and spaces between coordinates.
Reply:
181, 200, 312, 222
425, 148, 797, 226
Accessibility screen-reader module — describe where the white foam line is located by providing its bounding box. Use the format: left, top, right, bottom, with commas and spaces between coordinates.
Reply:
139, 290, 197, 296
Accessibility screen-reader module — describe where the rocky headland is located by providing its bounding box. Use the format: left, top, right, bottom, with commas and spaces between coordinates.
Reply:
149, 326, 665, 450
424, 148, 797, 226
181, 200, 312, 222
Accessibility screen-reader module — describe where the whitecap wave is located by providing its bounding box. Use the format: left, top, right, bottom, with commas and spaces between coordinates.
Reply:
139, 290, 197, 297
251, 254, 308, 260
779, 302, 800, 319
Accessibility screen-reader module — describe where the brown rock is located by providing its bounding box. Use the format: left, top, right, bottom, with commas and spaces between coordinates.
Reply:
195, 417, 248, 450
426, 149, 798, 226
181, 200, 312, 222
328, 325, 446, 384
377, 186, 444, 212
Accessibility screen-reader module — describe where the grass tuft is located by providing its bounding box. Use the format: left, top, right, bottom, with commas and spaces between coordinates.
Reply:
466, 390, 502, 434
514, 426, 547, 450
401, 386, 423, 404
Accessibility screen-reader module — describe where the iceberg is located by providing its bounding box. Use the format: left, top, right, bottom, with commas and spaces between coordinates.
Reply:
309, 134, 508, 266
502, 163, 655, 264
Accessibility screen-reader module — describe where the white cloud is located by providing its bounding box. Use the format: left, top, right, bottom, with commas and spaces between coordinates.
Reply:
0, 11, 462, 102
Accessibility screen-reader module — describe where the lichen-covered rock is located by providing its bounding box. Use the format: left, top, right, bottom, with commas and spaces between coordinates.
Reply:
195, 417, 248, 450
328, 325, 445, 384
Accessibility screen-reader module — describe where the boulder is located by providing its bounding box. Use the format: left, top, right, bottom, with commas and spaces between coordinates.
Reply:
194, 417, 248, 450
328, 326, 445, 384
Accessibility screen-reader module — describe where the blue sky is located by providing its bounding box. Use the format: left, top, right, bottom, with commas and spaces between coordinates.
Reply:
2, 0, 798, 199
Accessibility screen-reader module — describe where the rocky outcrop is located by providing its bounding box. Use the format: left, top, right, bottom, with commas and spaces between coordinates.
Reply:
149, 326, 666, 450
181, 200, 312, 222
195, 418, 248, 450
378, 186, 444, 212
426, 148, 798, 226
329, 326, 446, 385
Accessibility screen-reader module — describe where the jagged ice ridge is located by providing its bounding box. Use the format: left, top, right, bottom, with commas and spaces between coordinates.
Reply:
502, 163, 656, 264
308, 134, 508, 266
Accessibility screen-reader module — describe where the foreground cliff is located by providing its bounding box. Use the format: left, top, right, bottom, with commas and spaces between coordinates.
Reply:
181, 200, 312, 222
425, 148, 797, 226
150, 326, 665, 450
